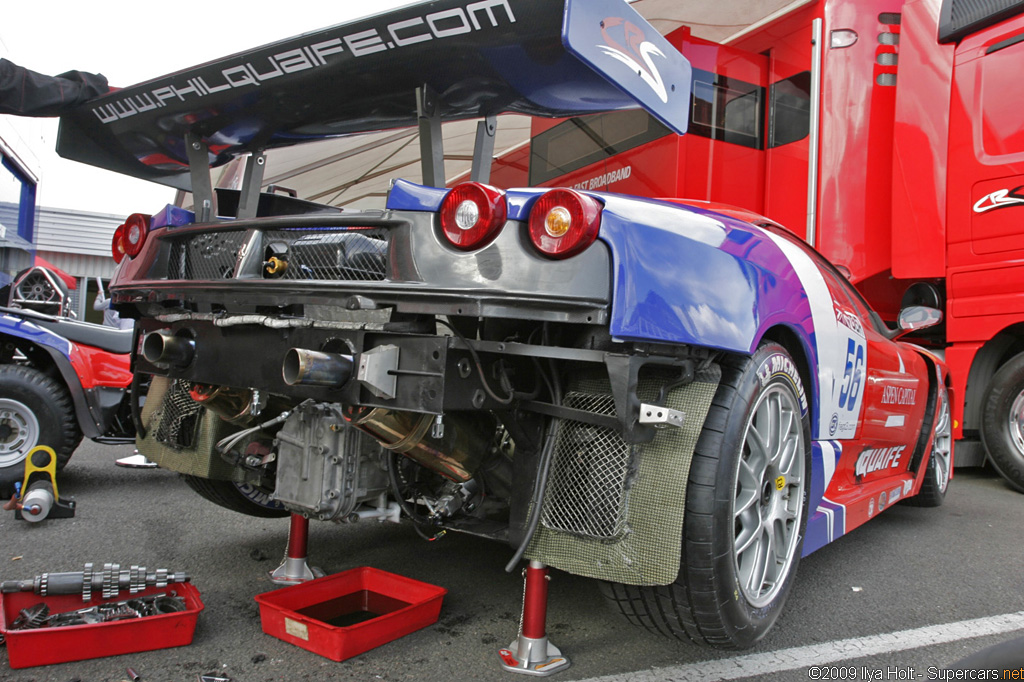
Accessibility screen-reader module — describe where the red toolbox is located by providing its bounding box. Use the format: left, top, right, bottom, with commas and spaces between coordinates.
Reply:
254, 566, 446, 661
1, 583, 204, 669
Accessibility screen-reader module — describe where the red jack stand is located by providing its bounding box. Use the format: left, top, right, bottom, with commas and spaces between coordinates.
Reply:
269, 513, 325, 585
498, 560, 571, 676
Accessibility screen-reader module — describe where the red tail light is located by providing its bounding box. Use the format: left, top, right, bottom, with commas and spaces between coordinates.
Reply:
122, 213, 152, 258
439, 182, 507, 251
528, 189, 602, 259
111, 223, 127, 263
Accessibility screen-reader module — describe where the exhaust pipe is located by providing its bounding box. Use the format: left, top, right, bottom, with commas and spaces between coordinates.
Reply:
349, 407, 496, 483
283, 348, 354, 387
142, 330, 195, 368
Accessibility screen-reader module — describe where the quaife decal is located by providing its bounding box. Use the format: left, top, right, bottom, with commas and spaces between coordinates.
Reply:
855, 445, 905, 478
597, 17, 669, 103
756, 352, 809, 415
973, 186, 1024, 213
92, 0, 515, 124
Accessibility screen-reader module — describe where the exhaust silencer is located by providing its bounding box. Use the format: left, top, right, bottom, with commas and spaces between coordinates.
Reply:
142, 330, 195, 368
283, 348, 354, 387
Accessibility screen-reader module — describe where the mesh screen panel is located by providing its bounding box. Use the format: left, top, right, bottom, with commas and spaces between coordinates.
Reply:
152, 380, 202, 450
167, 231, 248, 280
541, 392, 635, 540
162, 227, 389, 281
137, 376, 237, 480
527, 366, 720, 586
269, 228, 388, 281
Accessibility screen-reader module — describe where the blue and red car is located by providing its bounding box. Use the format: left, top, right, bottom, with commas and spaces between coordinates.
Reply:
57, 0, 951, 649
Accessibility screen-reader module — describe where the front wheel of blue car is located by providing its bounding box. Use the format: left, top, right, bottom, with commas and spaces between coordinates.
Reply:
0, 365, 82, 496
600, 342, 810, 649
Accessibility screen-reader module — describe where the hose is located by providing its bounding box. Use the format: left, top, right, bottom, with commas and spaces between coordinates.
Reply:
386, 451, 444, 541
504, 357, 562, 572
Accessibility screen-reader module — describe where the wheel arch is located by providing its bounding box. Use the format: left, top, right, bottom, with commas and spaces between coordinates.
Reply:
962, 323, 1024, 433
0, 331, 101, 439
908, 350, 943, 474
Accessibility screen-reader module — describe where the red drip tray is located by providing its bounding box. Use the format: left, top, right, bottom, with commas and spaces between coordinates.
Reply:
254, 566, 446, 661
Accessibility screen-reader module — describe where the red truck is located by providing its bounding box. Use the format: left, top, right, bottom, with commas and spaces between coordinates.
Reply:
487, 0, 1024, 492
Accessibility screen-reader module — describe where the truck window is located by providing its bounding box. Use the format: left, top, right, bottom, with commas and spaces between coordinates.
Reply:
689, 69, 763, 150
768, 72, 811, 148
939, 0, 1024, 43
529, 109, 671, 186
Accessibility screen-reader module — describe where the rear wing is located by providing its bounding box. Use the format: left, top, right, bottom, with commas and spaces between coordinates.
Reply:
56, 0, 690, 193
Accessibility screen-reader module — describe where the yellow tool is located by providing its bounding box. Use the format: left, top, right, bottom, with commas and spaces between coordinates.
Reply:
2, 446, 76, 522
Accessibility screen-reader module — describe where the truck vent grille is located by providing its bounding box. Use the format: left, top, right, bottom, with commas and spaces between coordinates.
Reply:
541, 391, 635, 540
879, 12, 902, 24
163, 227, 389, 282
153, 380, 202, 450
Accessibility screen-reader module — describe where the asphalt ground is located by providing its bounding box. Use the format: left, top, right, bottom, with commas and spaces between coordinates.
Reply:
1, 440, 1022, 682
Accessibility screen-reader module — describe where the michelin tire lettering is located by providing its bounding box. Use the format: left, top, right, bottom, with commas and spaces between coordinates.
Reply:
756, 352, 808, 415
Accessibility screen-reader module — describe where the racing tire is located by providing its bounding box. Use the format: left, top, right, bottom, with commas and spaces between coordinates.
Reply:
0, 365, 82, 495
600, 343, 810, 649
181, 474, 289, 518
980, 352, 1024, 493
903, 382, 951, 507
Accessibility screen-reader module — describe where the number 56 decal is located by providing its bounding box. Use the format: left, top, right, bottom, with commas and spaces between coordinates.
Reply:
838, 338, 864, 411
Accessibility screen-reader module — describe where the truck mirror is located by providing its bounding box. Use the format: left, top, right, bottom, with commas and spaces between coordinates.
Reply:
897, 306, 943, 333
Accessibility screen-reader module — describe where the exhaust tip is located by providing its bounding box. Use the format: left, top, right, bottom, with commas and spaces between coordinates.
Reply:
282, 348, 304, 386
283, 348, 353, 387
142, 330, 195, 367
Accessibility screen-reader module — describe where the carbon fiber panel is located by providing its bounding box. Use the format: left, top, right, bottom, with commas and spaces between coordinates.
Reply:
136, 376, 236, 480
526, 366, 720, 586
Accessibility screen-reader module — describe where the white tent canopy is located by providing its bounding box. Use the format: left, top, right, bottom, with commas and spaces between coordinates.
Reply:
197, 0, 802, 211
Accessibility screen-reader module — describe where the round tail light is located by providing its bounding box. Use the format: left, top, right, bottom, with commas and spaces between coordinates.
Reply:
122, 213, 152, 258
528, 189, 602, 259
111, 223, 127, 263
439, 182, 507, 251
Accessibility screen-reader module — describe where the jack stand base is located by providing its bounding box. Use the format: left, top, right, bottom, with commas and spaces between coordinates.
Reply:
269, 513, 324, 585
268, 556, 324, 585
498, 636, 571, 676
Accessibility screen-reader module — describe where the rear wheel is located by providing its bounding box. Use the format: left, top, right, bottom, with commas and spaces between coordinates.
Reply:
0, 365, 82, 495
980, 352, 1024, 493
181, 475, 288, 518
601, 343, 810, 649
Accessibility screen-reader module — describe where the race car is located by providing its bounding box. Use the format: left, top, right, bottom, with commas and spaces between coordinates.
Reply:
57, 0, 951, 650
